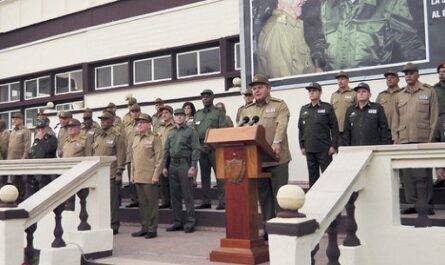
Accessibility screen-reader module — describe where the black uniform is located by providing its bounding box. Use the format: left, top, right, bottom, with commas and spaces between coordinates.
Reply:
298, 101, 339, 187
343, 102, 390, 146
30, 132, 58, 190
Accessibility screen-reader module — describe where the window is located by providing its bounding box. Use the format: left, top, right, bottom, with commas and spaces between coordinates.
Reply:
0, 109, 21, 129
95, 62, 129, 89
177, 47, 220, 78
234, 42, 241, 70
0, 82, 20, 103
134, 55, 172, 84
25, 76, 50, 99
55, 70, 83, 94
55, 101, 84, 111
25, 106, 47, 127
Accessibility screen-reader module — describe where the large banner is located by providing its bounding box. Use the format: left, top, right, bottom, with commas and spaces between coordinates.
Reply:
242, 0, 445, 87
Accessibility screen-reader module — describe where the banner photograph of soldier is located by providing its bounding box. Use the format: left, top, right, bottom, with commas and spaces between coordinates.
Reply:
250, 0, 427, 79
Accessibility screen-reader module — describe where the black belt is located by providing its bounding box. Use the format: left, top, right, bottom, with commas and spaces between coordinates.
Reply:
171, 157, 189, 164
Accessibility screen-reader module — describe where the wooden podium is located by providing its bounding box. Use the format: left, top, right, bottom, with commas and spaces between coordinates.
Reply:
205, 125, 276, 265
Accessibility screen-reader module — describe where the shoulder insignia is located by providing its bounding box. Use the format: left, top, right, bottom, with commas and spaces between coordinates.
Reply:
270, 97, 283, 102
423, 83, 433, 89
277, 14, 287, 24
112, 127, 121, 137
245, 102, 256, 108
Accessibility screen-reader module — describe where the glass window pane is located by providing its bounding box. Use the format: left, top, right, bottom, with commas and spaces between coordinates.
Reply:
134, 60, 152, 83
25, 80, 38, 99
113, 63, 129, 86
55, 73, 70, 94
0, 85, 8, 102
10, 83, 20, 101
25, 108, 38, 127
200, 49, 220, 74
0, 113, 10, 129
39, 77, 50, 97
154, 57, 171, 80
70, 71, 83, 92
96, 67, 112, 88
177, 53, 197, 77
235, 43, 241, 70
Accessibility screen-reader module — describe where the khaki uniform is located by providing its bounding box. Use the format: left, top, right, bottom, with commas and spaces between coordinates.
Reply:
225, 115, 234, 128
57, 126, 69, 156
125, 120, 138, 204
81, 122, 99, 155
236, 105, 245, 124
92, 126, 126, 232
156, 121, 175, 205
152, 113, 162, 131
258, 9, 315, 78
63, 135, 88, 158
123, 112, 133, 128
0, 130, 10, 160
113, 116, 123, 132
8, 125, 31, 159
391, 82, 438, 143
240, 95, 291, 224
131, 132, 163, 233
376, 87, 403, 129
330, 88, 357, 133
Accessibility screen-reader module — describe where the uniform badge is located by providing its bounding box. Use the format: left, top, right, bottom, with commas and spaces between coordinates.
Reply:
317, 109, 326, 113
88, 130, 94, 135
345, 95, 352, 99
144, 139, 153, 145
266, 108, 276, 113
350, 112, 356, 117
195, 121, 201, 125
418, 95, 429, 100
302, 121, 306, 125
368, 109, 377, 114
106, 139, 114, 145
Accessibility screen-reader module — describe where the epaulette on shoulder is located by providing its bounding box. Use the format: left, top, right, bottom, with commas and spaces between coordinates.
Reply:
112, 127, 121, 137
423, 83, 433, 89
245, 102, 256, 108
270, 97, 283, 102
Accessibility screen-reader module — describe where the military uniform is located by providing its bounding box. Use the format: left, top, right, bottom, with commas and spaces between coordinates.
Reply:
56, 111, 72, 158
298, 83, 338, 187
330, 88, 357, 134
376, 87, 403, 130
131, 113, 163, 237
8, 124, 31, 159
163, 109, 200, 231
433, 82, 445, 115
0, 129, 10, 160
152, 98, 164, 130
431, 114, 445, 143
63, 135, 88, 158
258, 9, 315, 78
194, 95, 226, 208
240, 90, 291, 224
321, 0, 426, 70
91, 112, 126, 233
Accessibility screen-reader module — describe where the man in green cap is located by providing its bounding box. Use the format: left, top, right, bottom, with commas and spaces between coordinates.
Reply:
152, 98, 164, 130
343, 82, 390, 146
376, 71, 403, 137
106, 102, 123, 132
163, 108, 200, 233
392, 62, 438, 215
62, 119, 88, 158
130, 113, 162, 239
321, 0, 426, 70
298, 82, 338, 188
240, 74, 291, 239
91, 110, 126, 234
194, 89, 226, 210
125, 103, 142, 208
433, 63, 445, 115
56, 111, 72, 157
123, 96, 138, 128
0, 120, 10, 161
330, 71, 357, 145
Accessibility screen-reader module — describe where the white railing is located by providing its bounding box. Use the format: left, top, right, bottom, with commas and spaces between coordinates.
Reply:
0, 156, 115, 265
268, 143, 445, 265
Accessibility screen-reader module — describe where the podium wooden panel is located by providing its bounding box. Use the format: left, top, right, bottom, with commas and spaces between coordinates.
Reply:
205, 125, 276, 265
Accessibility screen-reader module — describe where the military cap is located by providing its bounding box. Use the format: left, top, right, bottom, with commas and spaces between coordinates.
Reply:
35, 119, 48, 128
154, 98, 163, 104
66, 119, 81, 127
402, 62, 419, 73
107, 102, 117, 108
243, 88, 253, 95
174, 108, 186, 115
335, 71, 349, 79
130, 103, 141, 112
437, 63, 445, 73
98, 111, 115, 120
305, 82, 322, 91
126, 97, 137, 105
134, 113, 152, 123
354, 82, 371, 92
160, 105, 173, 114
58, 111, 73, 119
249, 74, 270, 86
83, 111, 92, 119
200, 89, 214, 96
12, 112, 23, 119
384, 70, 399, 78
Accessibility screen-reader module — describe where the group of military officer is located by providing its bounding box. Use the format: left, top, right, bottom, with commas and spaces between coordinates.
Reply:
298, 62, 445, 215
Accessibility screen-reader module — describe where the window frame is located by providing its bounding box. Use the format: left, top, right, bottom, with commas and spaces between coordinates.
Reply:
54, 69, 83, 95
24, 75, 51, 100
24, 106, 47, 128
0, 81, 20, 103
55, 101, 84, 111
133, 54, 172, 85
234, 42, 241, 71
94, 62, 129, 90
176, 47, 221, 79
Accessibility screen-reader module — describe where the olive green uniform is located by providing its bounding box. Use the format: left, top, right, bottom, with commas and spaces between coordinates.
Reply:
0, 130, 10, 160
57, 126, 69, 157
113, 116, 123, 133
331, 88, 357, 133
225, 115, 234, 128
8, 125, 31, 159
433, 82, 445, 115
392, 81, 438, 206
240, 95, 291, 224
163, 123, 200, 229
125, 120, 139, 204
63, 135, 88, 158
376, 87, 403, 131
156, 121, 175, 206
91, 126, 126, 232
321, 0, 426, 70
258, 9, 315, 78
131, 132, 163, 233
194, 105, 226, 206
123, 112, 133, 128
152, 113, 162, 131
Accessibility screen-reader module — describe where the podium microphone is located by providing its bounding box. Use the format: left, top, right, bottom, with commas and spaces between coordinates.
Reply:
238, 116, 250, 127
248, 116, 259, 126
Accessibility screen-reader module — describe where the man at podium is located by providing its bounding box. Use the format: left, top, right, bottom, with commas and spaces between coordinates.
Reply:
240, 74, 291, 238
